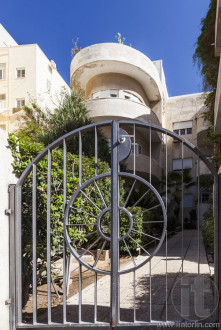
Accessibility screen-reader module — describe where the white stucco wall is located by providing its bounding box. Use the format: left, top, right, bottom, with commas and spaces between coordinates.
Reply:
36, 45, 69, 111
0, 129, 17, 330
0, 24, 17, 47
0, 43, 70, 132
8, 45, 37, 108
71, 43, 164, 102
153, 59, 169, 100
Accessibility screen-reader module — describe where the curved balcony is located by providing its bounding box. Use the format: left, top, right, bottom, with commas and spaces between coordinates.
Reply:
85, 97, 161, 126
124, 154, 162, 181
71, 43, 163, 102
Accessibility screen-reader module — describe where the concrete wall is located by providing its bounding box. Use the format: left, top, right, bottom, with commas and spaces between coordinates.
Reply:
0, 129, 17, 330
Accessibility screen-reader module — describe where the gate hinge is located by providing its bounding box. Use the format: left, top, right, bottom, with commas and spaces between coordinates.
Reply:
5, 298, 11, 305
5, 209, 12, 215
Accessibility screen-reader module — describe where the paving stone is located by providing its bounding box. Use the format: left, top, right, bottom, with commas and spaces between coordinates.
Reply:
66, 230, 214, 323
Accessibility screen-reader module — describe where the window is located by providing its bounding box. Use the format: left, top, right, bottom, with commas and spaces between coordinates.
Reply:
124, 93, 131, 100
16, 68, 25, 78
0, 64, 6, 80
131, 143, 142, 155
16, 99, 25, 107
0, 94, 6, 109
187, 127, 192, 134
92, 91, 100, 99
173, 121, 193, 136
110, 90, 119, 97
92, 90, 119, 99
200, 191, 210, 203
183, 194, 193, 208
123, 91, 142, 103
173, 158, 192, 171
180, 129, 185, 135
47, 79, 51, 91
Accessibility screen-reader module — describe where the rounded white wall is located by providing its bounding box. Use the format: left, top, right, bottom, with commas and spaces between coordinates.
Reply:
70, 43, 164, 102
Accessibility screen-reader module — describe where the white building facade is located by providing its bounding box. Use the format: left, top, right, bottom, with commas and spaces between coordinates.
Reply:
70, 42, 211, 222
0, 24, 69, 132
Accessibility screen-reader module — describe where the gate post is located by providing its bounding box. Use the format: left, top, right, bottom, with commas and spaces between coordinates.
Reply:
9, 185, 16, 330
215, 173, 221, 324
110, 121, 119, 327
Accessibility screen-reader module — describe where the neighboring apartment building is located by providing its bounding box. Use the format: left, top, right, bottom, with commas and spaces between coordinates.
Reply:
70, 43, 211, 222
0, 24, 69, 132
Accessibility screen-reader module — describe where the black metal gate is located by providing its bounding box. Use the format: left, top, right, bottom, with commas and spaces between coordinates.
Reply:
8, 120, 220, 329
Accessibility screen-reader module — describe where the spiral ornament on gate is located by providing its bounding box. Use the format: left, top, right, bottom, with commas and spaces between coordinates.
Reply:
64, 172, 166, 275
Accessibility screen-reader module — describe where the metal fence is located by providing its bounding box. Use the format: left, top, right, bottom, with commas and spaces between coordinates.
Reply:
8, 120, 220, 329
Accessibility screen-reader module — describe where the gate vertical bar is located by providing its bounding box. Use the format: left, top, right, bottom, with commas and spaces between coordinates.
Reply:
133, 271, 136, 322
32, 165, 37, 324
197, 157, 200, 274
218, 173, 221, 323
95, 126, 98, 176
149, 126, 152, 322
215, 173, 221, 323
111, 120, 119, 327
165, 133, 168, 322
79, 264, 82, 323
15, 184, 22, 325
63, 139, 67, 324
94, 272, 97, 323
9, 184, 16, 330
47, 150, 52, 324
181, 142, 184, 273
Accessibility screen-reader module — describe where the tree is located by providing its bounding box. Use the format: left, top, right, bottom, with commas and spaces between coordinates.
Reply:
9, 90, 144, 305
18, 89, 110, 163
193, 0, 221, 169
193, 0, 219, 91
8, 132, 112, 306
162, 169, 195, 228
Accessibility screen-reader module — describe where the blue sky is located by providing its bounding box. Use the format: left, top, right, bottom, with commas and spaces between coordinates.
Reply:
1, 0, 211, 96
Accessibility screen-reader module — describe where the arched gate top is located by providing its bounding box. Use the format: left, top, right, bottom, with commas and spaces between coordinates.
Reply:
16, 120, 217, 187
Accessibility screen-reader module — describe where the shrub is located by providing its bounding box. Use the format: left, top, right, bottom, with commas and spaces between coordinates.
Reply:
8, 132, 146, 303
202, 208, 214, 255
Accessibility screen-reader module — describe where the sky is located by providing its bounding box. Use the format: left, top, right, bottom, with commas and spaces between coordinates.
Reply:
1, 0, 211, 97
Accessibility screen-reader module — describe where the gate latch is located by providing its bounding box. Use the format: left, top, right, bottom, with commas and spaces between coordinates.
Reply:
5, 209, 12, 215
118, 128, 131, 162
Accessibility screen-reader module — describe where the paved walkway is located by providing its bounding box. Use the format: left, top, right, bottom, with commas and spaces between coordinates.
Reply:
67, 230, 214, 323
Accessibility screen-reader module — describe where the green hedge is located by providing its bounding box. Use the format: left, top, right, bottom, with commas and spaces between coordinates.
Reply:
202, 208, 214, 255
